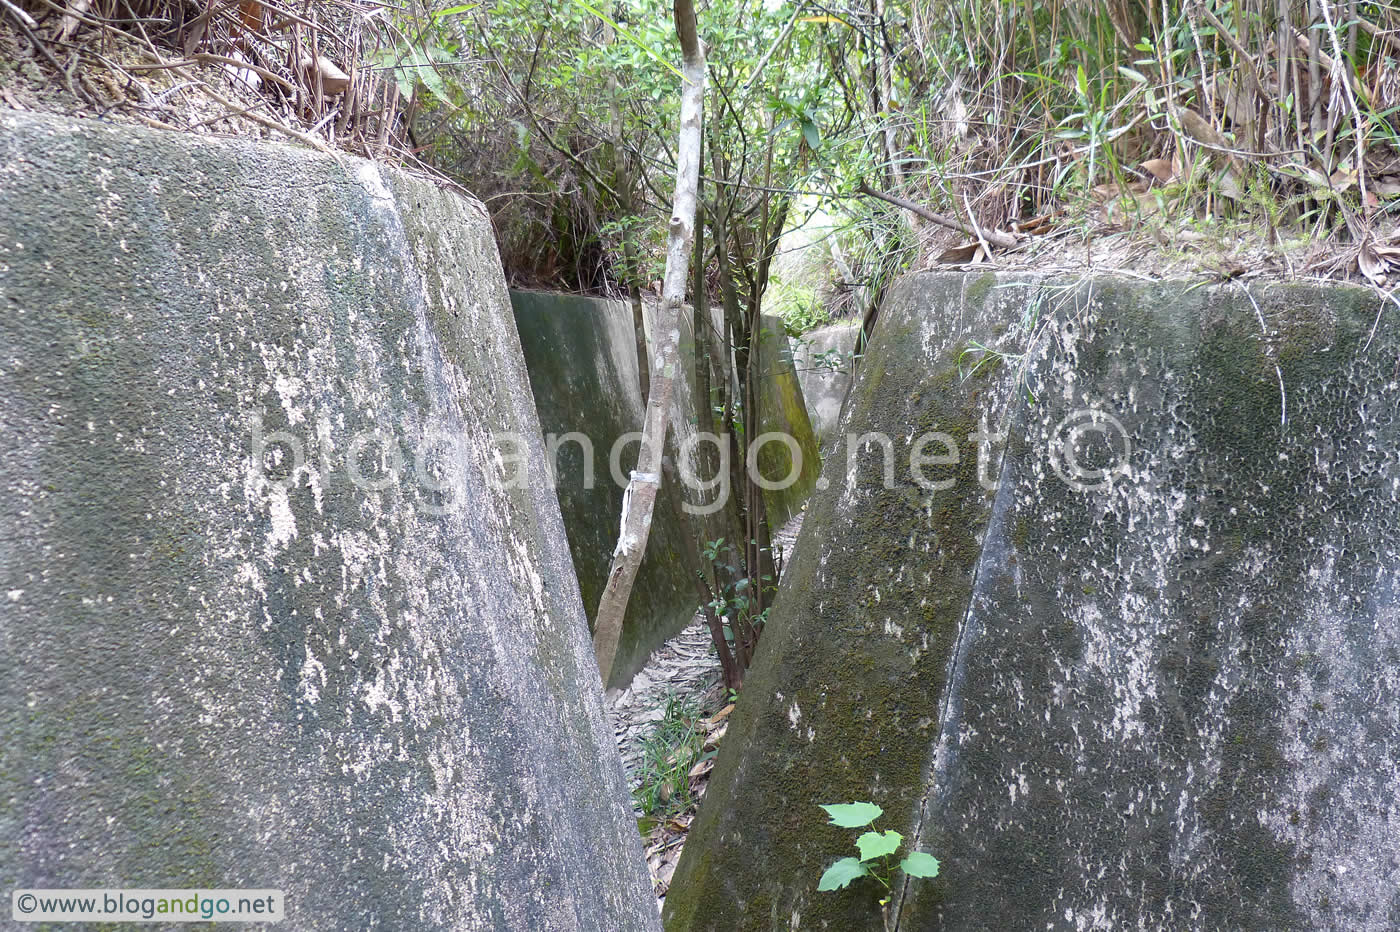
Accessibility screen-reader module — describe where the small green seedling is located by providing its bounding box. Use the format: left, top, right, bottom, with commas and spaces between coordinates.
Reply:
817, 802, 940, 907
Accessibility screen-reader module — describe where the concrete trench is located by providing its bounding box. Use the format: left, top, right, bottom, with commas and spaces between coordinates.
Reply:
4, 107, 1399, 932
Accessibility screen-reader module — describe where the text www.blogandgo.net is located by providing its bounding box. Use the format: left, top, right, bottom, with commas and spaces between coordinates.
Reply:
11, 889, 284, 923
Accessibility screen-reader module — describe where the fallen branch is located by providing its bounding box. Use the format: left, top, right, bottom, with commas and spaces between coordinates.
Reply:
855, 180, 1017, 249
0, 0, 37, 29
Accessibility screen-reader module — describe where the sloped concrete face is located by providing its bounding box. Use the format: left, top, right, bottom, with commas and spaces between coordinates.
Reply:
511, 290, 730, 688
664, 271, 1400, 930
0, 112, 658, 931
753, 316, 821, 528
790, 320, 862, 446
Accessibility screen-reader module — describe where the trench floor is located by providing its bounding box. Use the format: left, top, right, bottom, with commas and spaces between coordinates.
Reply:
605, 511, 806, 910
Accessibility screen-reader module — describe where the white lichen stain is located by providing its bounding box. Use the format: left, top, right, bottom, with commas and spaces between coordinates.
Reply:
265, 484, 298, 554
1259, 548, 1400, 930
299, 644, 326, 704
1074, 597, 1158, 743
361, 663, 404, 722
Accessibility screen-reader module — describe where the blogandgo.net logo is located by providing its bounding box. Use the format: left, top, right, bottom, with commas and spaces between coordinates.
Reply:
247, 406, 1132, 516
11, 889, 284, 923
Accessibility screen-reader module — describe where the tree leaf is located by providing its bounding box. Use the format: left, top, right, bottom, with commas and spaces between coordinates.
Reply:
899, 851, 941, 878
410, 47, 447, 99
856, 829, 902, 861
564, 0, 687, 82
432, 2, 480, 18
817, 856, 870, 891
820, 802, 883, 827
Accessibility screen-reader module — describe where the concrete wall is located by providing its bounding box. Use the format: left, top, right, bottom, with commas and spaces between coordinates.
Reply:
790, 321, 862, 447
511, 298, 820, 685
752, 316, 822, 528
0, 111, 658, 931
511, 291, 730, 688
665, 271, 1400, 930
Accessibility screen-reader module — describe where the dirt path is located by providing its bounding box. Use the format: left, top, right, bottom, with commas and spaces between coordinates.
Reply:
604, 511, 806, 909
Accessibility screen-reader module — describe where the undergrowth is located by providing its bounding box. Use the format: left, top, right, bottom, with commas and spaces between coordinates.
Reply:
633, 692, 711, 821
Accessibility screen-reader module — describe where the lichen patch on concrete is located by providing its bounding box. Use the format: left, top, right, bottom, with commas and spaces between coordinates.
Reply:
664, 272, 1400, 931
0, 111, 659, 931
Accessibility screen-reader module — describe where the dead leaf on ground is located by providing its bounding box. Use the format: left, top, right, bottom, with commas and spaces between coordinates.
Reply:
654, 853, 680, 893
688, 756, 715, 780
938, 241, 989, 264
1140, 158, 1175, 185
1209, 260, 1248, 282
704, 722, 728, 749
1174, 105, 1232, 150
1372, 177, 1400, 198
299, 56, 351, 96
1358, 235, 1400, 285
706, 703, 735, 725
1216, 166, 1243, 201
1330, 166, 1359, 193
238, 1, 266, 32
1012, 214, 1054, 235
1089, 182, 1119, 202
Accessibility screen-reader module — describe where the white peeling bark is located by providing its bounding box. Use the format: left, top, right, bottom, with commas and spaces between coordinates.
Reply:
593, 0, 706, 686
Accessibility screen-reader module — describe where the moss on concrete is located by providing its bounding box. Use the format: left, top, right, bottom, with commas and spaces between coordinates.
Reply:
0, 111, 658, 932
666, 271, 1400, 931
510, 291, 743, 688
754, 316, 822, 526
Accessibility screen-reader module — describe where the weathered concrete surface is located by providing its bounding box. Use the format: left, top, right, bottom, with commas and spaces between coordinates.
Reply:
753, 316, 821, 527
511, 290, 732, 687
790, 320, 862, 446
665, 271, 1400, 930
0, 111, 658, 931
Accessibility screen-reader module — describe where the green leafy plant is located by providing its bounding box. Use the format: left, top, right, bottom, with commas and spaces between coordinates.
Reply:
700, 537, 774, 654
817, 802, 940, 909
768, 280, 830, 334
791, 340, 856, 376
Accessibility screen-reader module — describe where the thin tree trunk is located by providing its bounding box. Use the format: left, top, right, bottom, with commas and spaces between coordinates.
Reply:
873, 0, 902, 187
629, 278, 650, 405
593, 0, 706, 686
691, 206, 742, 689
712, 232, 753, 539
606, 17, 650, 405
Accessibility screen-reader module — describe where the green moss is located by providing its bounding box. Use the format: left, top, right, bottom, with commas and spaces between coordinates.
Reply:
963, 271, 998, 308
665, 270, 1387, 930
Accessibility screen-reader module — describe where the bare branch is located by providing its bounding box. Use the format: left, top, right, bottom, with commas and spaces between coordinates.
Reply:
855, 180, 1017, 249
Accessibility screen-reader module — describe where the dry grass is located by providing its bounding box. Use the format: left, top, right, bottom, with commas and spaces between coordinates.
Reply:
1, 0, 424, 158
882, 0, 1400, 285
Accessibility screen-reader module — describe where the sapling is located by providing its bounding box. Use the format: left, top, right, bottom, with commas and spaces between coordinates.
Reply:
817, 802, 939, 926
